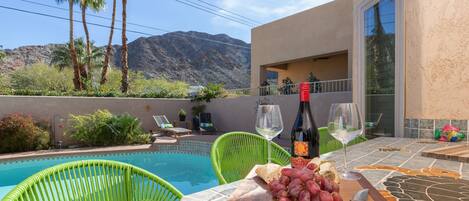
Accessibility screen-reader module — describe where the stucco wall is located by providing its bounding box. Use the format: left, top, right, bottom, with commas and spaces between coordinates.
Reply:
0, 92, 352, 145
274, 53, 348, 84
405, 0, 469, 119
251, 0, 353, 89
0, 96, 193, 145
206, 92, 352, 137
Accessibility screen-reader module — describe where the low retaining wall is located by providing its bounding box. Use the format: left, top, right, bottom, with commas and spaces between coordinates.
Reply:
206, 92, 353, 137
0, 92, 352, 146
0, 96, 193, 145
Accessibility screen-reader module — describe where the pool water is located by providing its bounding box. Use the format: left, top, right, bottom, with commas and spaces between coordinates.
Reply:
0, 152, 218, 198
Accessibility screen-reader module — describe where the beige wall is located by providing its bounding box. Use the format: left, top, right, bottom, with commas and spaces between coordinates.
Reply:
405, 0, 469, 119
0, 96, 193, 145
251, 0, 353, 88
206, 92, 352, 137
0, 93, 352, 145
271, 53, 348, 85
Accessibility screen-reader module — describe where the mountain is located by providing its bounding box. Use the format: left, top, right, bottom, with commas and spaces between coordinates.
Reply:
0, 31, 251, 88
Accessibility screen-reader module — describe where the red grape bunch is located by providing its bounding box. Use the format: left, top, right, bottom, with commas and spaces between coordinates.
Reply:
268, 163, 343, 201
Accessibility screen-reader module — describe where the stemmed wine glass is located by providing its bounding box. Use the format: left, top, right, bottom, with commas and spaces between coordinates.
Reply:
327, 103, 364, 180
255, 105, 284, 167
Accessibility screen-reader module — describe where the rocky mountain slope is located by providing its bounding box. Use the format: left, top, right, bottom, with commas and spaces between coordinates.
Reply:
0, 31, 251, 88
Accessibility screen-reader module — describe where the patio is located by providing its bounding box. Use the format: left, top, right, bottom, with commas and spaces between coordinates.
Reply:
182, 137, 469, 201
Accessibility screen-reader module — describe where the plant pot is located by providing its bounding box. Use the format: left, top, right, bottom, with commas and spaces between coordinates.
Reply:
192, 117, 200, 131
179, 115, 186, 122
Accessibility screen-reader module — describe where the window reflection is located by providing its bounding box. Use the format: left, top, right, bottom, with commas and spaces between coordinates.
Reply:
364, 0, 395, 137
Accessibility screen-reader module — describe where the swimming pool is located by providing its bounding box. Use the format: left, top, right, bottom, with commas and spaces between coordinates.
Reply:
0, 151, 218, 198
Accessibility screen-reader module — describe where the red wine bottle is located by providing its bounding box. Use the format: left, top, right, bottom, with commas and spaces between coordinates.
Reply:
291, 82, 320, 168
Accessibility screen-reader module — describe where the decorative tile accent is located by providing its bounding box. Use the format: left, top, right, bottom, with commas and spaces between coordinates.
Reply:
419, 129, 433, 139
404, 118, 468, 139
404, 119, 411, 128
419, 119, 434, 129
410, 119, 419, 129
435, 119, 450, 130
451, 120, 468, 131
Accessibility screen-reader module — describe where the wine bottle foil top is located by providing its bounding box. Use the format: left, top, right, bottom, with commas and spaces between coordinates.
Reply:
299, 82, 310, 102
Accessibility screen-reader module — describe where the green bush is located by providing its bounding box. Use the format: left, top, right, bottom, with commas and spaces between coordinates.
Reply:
0, 64, 189, 98
10, 64, 74, 92
0, 113, 50, 153
191, 83, 226, 103
67, 109, 150, 146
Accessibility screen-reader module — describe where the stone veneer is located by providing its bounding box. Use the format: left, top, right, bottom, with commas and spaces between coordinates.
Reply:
404, 118, 468, 139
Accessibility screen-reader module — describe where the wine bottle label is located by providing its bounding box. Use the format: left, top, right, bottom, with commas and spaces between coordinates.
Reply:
294, 141, 309, 156
291, 157, 311, 169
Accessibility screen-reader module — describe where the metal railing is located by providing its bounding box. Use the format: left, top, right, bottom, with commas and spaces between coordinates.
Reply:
226, 79, 352, 96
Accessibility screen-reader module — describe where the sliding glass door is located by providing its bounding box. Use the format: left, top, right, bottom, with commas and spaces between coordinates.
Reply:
364, 0, 396, 137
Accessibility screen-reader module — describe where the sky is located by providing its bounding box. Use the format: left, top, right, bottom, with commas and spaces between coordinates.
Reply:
0, 0, 334, 49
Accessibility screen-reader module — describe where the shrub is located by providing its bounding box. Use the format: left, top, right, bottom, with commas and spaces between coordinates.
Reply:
0, 65, 190, 98
67, 109, 150, 146
9, 64, 74, 92
191, 83, 226, 103
0, 114, 50, 153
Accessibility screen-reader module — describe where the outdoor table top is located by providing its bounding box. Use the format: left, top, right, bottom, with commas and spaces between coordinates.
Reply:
182, 137, 469, 201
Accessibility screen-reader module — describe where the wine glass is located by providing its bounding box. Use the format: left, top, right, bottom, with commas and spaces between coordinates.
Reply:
255, 105, 284, 166
327, 103, 364, 180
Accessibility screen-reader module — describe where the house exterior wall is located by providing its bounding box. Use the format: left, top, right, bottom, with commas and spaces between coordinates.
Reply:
251, 0, 353, 89
273, 53, 348, 85
404, 0, 469, 120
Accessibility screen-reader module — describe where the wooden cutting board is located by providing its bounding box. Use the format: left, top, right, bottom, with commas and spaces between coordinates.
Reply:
421, 144, 469, 162
229, 166, 386, 201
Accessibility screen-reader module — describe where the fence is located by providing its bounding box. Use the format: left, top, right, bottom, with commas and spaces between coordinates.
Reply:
227, 79, 352, 96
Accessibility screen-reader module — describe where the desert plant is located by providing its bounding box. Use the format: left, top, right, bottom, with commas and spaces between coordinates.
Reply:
10, 64, 74, 92
55, 0, 82, 90
178, 109, 187, 121
67, 109, 149, 146
0, 114, 50, 153
101, 0, 117, 85
79, 0, 105, 78
50, 38, 104, 71
120, 0, 129, 93
192, 83, 225, 103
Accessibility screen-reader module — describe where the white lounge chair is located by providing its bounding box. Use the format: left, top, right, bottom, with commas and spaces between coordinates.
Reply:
153, 115, 191, 138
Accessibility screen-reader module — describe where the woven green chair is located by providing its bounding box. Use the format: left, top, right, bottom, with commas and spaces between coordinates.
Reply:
210, 131, 290, 184
210, 129, 367, 184
2, 160, 183, 201
319, 127, 367, 154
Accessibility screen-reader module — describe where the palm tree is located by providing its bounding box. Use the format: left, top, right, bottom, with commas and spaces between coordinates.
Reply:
80, 0, 104, 79
100, 0, 116, 85
51, 38, 104, 71
56, 0, 82, 90
120, 0, 129, 93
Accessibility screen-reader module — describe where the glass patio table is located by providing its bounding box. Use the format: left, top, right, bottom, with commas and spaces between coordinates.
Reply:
182, 137, 469, 201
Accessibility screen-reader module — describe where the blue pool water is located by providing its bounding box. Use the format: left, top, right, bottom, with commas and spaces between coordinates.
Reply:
0, 152, 218, 198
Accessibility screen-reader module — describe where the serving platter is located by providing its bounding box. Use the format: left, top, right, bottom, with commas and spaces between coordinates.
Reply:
228, 165, 386, 201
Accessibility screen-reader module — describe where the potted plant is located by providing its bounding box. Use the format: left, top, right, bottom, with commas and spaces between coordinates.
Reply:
178, 109, 187, 122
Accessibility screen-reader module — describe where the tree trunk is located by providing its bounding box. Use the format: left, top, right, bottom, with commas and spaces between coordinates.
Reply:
81, 2, 91, 80
69, 0, 82, 90
120, 0, 129, 93
100, 0, 116, 85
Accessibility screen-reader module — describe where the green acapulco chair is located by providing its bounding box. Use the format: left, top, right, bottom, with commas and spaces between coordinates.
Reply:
210, 132, 290, 184
319, 127, 367, 154
2, 160, 183, 201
